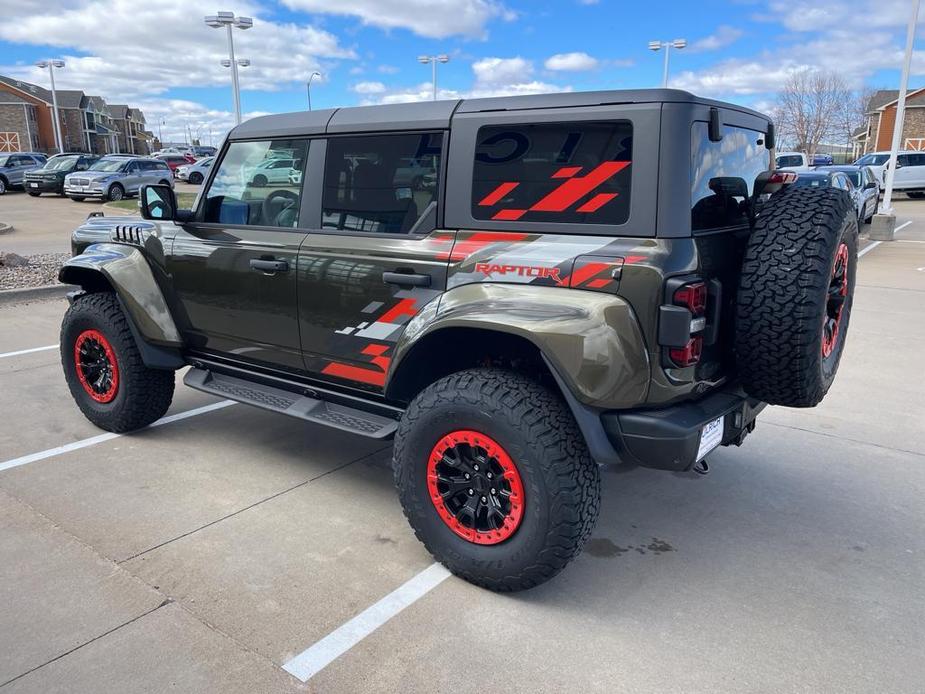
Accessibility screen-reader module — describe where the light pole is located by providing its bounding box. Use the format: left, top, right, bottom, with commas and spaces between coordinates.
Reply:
35, 59, 65, 153
647, 39, 686, 88
418, 54, 449, 101
205, 11, 253, 125
307, 71, 321, 111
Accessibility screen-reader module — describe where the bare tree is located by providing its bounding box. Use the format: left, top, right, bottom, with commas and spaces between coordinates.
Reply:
774, 70, 852, 156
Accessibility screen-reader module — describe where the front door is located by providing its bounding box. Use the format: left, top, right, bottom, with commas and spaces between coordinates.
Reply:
166, 137, 311, 371
298, 132, 449, 391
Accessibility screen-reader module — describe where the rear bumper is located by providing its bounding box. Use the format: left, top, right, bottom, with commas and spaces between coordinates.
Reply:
601, 385, 766, 471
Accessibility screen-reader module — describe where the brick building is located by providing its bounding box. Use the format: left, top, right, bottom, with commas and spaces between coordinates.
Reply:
860, 88, 925, 153
0, 74, 152, 154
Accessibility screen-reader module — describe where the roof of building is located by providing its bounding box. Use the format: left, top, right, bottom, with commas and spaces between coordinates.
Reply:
0, 91, 31, 105
866, 90, 898, 113
0, 74, 53, 104
55, 89, 85, 108
108, 104, 129, 118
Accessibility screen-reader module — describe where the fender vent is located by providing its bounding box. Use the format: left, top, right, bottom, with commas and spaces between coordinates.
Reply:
111, 225, 147, 245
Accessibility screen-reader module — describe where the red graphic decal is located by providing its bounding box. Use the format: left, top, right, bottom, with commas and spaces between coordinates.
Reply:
447, 231, 531, 261
530, 161, 630, 213
586, 278, 612, 289
379, 297, 418, 324
624, 254, 647, 264
479, 182, 519, 206
322, 342, 392, 387
560, 261, 611, 288
576, 192, 618, 213
492, 209, 527, 221
551, 166, 582, 179
474, 263, 562, 282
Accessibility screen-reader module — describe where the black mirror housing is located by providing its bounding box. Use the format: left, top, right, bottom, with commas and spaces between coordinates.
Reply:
140, 184, 178, 221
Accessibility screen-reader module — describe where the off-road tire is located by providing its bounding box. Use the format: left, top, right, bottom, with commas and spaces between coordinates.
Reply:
736, 185, 858, 407
394, 368, 601, 592
61, 292, 175, 432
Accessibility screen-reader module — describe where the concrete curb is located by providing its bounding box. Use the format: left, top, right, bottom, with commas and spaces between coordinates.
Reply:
0, 222, 13, 235
0, 283, 70, 306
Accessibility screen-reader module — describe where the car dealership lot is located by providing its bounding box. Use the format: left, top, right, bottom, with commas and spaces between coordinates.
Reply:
1, 225, 924, 692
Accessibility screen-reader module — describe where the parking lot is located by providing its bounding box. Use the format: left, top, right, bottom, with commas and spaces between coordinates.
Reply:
1, 191, 924, 692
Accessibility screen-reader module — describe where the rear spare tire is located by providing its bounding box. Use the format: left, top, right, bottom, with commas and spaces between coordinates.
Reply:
735, 185, 857, 407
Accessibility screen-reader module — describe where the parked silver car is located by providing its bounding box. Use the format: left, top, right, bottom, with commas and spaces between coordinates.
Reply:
0, 152, 47, 195
817, 165, 880, 224
64, 156, 173, 202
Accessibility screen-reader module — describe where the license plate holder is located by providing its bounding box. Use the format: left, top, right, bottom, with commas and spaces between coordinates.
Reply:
697, 416, 725, 461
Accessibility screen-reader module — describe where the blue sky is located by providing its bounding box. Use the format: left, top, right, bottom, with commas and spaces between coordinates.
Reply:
2, 0, 924, 143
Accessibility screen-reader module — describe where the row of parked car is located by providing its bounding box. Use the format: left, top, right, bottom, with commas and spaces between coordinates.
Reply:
0, 148, 219, 202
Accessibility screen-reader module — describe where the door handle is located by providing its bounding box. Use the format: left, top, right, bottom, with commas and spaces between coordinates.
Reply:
250, 258, 289, 273
383, 271, 431, 287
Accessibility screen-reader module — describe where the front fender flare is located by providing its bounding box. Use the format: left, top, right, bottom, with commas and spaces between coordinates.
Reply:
388, 283, 650, 409
58, 243, 181, 346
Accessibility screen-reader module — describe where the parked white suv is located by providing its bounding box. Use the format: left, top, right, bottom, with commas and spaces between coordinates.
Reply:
862, 151, 925, 197
853, 152, 893, 187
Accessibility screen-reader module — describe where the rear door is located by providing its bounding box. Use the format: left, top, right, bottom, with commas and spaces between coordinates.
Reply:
166, 137, 312, 371
297, 132, 450, 391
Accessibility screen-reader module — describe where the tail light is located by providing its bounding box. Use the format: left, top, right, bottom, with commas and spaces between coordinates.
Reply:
659, 279, 711, 368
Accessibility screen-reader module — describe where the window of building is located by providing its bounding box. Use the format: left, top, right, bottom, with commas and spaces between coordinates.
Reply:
322, 132, 443, 235
202, 139, 309, 228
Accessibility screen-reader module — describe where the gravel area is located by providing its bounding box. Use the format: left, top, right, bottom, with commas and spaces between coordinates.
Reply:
0, 253, 70, 290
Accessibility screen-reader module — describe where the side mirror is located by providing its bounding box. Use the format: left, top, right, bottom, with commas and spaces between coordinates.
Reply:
140, 184, 178, 221
865, 180, 877, 190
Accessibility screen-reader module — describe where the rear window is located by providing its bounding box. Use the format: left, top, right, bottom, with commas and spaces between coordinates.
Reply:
776, 154, 803, 168
691, 122, 770, 232
471, 121, 632, 225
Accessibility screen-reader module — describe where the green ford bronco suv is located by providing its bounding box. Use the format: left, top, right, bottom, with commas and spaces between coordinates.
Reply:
58, 89, 857, 591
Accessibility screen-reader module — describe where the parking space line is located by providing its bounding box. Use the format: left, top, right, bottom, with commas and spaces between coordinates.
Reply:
895, 220, 913, 233
282, 562, 451, 682
858, 241, 881, 258
0, 344, 57, 359
0, 400, 235, 473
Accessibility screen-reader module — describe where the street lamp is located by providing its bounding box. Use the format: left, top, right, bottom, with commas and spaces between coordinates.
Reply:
205, 11, 253, 125
648, 39, 686, 88
35, 59, 65, 153
418, 54, 449, 101
307, 71, 321, 111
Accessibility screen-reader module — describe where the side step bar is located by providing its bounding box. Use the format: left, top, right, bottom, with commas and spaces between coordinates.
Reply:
184, 368, 398, 439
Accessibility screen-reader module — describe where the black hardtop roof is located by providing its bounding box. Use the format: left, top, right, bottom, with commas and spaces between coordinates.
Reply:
228, 88, 770, 140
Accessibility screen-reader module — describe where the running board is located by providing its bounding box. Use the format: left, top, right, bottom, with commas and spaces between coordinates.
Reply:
184, 368, 398, 439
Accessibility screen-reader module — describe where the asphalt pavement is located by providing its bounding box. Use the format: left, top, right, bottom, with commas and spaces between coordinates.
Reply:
0, 210, 923, 693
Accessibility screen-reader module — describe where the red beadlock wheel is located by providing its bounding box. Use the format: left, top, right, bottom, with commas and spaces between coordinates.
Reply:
822, 242, 849, 358
73, 329, 120, 403
426, 430, 525, 545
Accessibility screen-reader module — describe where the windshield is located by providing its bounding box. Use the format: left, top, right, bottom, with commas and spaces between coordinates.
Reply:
89, 159, 126, 172
47, 155, 80, 170
844, 171, 861, 186
0, 156, 9, 167
856, 154, 889, 166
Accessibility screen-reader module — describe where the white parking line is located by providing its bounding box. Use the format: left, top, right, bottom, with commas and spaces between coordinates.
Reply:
282, 562, 451, 682
0, 344, 57, 359
858, 241, 881, 258
895, 220, 913, 233
0, 400, 235, 473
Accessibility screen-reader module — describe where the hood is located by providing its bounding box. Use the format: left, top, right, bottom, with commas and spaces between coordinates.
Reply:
29, 165, 71, 176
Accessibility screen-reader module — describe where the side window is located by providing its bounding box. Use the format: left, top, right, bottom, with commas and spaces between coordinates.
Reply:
691, 122, 769, 232
202, 139, 309, 228
910, 153, 925, 166
897, 154, 912, 167
472, 121, 632, 225
322, 132, 443, 234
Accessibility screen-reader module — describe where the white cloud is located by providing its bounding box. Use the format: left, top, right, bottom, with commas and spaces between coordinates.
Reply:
135, 98, 270, 146
689, 25, 743, 53
377, 64, 400, 74
544, 52, 599, 72
352, 81, 387, 94
279, 0, 515, 38
471, 56, 533, 85
0, 0, 354, 100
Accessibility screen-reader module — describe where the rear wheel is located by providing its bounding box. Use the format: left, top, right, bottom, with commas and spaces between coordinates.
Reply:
61, 292, 175, 432
394, 368, 600, 592
252, 174, 267, 187
0, 177, 7, 195
189, 172, 203, 184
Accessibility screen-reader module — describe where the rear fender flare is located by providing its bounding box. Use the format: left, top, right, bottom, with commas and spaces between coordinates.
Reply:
387, 283, 651, 410
58, 243, 181, 346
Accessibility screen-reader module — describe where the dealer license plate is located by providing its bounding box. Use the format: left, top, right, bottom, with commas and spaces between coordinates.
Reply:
29, 183, 38, 188
696, 416, 724, 461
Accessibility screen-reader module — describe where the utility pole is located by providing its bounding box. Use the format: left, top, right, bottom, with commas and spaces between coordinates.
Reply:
35, 59, 65, 153
647, 39, 686, 88
417, 55, 449, 100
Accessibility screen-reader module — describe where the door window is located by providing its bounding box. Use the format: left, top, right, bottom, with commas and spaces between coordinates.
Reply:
322, 132, 443, 234
202, 139, 309, 228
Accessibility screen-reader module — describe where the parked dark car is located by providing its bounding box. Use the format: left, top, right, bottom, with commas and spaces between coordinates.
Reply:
24, 153, 101, 196
817, 165, 879, 224
812, 153, 834, 166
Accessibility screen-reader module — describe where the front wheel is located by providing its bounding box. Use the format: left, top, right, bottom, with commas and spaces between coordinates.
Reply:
107, 184, 125, 202
61, 292, 175, 432
0, 177, 7, 195
394, 368, 601, 592
189, 172, 203, 184
28, 191, 41, 197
